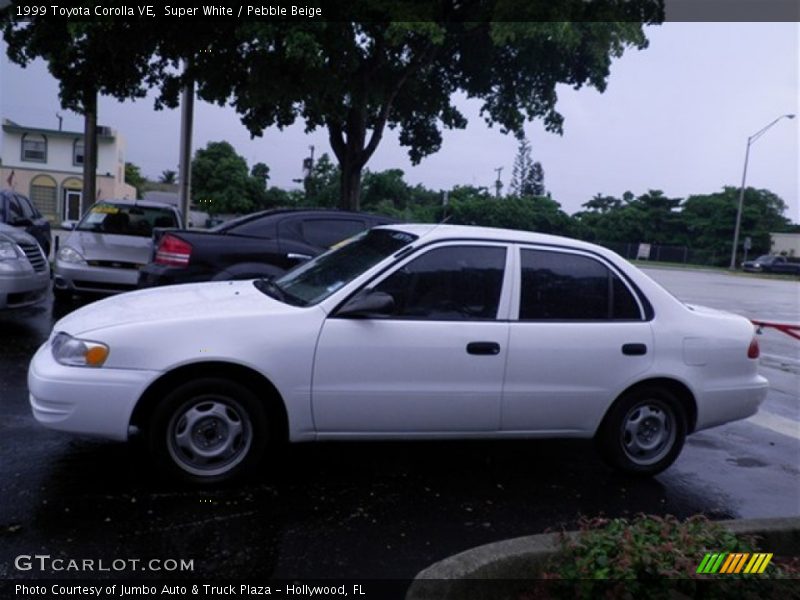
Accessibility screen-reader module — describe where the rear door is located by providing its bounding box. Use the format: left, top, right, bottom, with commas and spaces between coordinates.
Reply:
502, 246, 654, 434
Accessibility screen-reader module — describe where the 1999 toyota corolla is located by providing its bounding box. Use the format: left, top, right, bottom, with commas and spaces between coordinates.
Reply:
28, 225, 767, 483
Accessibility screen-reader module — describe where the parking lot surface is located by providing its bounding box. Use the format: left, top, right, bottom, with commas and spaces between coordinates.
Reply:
0, 267, 797, 580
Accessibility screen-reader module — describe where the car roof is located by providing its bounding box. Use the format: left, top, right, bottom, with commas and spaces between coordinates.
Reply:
378, 223, 614, 255
93, 198, 178, 210
218, 207, 397, 230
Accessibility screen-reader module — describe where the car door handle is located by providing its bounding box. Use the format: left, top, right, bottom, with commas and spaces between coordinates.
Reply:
287, 253, 312, 261
467, 342, 501, 355
622, 343, 647, 356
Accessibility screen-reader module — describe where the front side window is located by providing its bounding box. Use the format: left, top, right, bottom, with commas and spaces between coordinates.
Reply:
301, 219, 367, 248
519, 249, 641, 320
271, 228, 417, 306
373, 245, 507, 320
21, 134, 47, 162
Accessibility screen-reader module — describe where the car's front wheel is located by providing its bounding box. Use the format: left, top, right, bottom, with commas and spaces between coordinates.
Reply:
596, 386, 687, 476
148, 378, 268, 484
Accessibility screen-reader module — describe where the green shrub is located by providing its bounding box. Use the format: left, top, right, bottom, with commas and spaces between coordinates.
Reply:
529, 514, 799, 600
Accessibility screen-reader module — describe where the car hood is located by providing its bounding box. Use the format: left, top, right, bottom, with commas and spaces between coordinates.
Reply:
64, 231, 152, 264
54, 280, 294, 335
0, 222, 38, 246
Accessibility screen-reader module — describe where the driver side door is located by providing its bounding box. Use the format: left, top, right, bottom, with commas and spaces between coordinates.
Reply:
311, 243, 512, 434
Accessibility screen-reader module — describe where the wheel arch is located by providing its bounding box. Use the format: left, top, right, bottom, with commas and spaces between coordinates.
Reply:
130, 361, 289, 442
597, 377, 698, 436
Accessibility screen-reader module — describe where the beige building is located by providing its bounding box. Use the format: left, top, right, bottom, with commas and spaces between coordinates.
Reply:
0, 118, 136, 224
770, 232, 800, 257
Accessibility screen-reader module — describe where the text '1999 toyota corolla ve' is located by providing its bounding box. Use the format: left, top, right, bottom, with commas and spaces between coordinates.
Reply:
28, 225, 768, 484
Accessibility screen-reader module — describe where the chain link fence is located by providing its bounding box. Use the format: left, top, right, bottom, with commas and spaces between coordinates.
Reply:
596, 242, 727, 267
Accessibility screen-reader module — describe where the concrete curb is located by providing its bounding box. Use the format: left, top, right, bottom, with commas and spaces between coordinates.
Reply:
406, 516, 800, 600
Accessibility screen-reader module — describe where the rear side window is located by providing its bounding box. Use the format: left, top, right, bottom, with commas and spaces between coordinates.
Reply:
374, 245, 506, 321
302, 219, 367, 248
519, 249, 641, 320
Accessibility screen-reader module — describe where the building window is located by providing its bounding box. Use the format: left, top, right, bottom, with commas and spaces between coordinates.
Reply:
73, 139, 84, 166
29, 175, 58, 221
21, 133, 47, 162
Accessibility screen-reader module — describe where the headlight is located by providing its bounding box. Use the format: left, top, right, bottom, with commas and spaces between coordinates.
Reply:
58, 246, 87, 265
0, 241, 21, 260
51, 332, 109, 367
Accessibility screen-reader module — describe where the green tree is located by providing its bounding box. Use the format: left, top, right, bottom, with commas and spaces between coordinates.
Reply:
4, 4, 662, 211
250, 163, 270, 189
361, 169, 412, 211
124, 162, 147, 199
303, 153, 341, 208
510, 137, 545, 197
682, 187, 790, 265
159, 169, 177, 184
191, 141, 257, 215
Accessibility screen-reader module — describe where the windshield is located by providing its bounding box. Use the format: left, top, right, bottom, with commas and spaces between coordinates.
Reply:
267, 228, 417, 306
76, 203, 179, 237
754, 255, 772, 262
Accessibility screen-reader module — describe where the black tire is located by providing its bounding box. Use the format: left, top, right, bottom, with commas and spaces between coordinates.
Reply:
147, 378, 268, 485
595, 386, 687, 476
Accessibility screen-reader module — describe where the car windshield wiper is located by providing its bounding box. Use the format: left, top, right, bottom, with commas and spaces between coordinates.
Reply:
254, 278, 305, 306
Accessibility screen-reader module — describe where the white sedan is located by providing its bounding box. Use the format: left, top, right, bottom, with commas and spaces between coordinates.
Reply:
28, 225, 768, 483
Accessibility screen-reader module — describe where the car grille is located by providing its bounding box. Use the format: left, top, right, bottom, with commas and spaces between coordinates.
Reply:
86, 260, 141, 270
17, 241, 47, 273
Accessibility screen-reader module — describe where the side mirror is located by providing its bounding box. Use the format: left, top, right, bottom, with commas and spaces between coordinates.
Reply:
337, 290, 395, 318
60, 220, 77, 230
13, 217, 33, 227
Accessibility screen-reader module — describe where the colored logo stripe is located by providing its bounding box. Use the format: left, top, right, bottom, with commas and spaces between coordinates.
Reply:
697, 552, 773, 574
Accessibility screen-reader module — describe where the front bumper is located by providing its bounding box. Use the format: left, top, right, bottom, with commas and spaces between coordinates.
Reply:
0, 268, 50, 309
28, 341, 159, 440
55, 260, 140, 294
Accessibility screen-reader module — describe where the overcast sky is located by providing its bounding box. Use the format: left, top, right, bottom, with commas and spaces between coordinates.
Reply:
1, 22, 798, 221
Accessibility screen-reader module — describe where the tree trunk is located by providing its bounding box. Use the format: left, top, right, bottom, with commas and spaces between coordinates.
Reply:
81, 89, 98, 216
339, 157, 363, 211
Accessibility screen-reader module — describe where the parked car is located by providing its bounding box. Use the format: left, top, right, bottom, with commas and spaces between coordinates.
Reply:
742, 254, 800, 275
29, 225, 767, 484
0, 189, 52, 256
53, 199, 181, 300
137, 208, 396, 288
0, 222, 50, 309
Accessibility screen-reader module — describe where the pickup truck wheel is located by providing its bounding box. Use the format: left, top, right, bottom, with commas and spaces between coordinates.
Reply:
596, 386, 686, 477
148, 378, 268, 485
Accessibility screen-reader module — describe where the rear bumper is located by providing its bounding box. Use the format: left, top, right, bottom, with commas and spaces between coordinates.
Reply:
695, 375, 769, 431
138, 264, 207, 288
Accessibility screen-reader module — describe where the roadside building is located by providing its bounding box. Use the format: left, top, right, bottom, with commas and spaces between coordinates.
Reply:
770, 232, 800, 257
0, 118, 136, 225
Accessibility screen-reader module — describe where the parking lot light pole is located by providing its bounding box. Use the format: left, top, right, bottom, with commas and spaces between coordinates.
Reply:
729, 113, 795, 270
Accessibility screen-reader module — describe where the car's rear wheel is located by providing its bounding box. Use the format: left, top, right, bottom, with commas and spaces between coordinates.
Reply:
596, 386, 686, 476
148, 378, 268, 485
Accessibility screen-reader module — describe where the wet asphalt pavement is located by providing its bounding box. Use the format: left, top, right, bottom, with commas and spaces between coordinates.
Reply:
0, 269, 798, 582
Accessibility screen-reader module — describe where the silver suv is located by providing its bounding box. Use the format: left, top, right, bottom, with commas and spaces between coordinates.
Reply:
0, 223, 50, 309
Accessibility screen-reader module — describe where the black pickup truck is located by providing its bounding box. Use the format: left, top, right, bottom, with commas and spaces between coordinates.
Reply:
138, 208, 397, 288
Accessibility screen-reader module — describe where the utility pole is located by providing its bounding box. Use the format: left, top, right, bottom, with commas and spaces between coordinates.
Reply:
494, 167, 503, 199
177, 59, 195, 228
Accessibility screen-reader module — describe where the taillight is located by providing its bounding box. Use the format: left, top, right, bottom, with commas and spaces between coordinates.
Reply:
155, 234, 192, 267
747, 336, 760, 359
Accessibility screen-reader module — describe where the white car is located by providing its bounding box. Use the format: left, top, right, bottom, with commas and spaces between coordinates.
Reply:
28, 225, 768, 483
